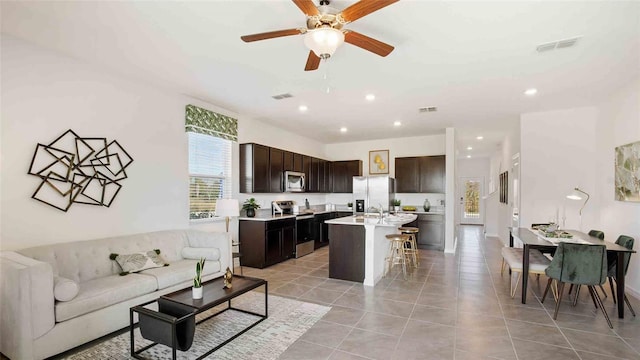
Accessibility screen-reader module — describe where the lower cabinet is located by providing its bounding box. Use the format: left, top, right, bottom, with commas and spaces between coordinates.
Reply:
416, 214, 445, 250
240, 218, 295, 268
328, 224, 365, 282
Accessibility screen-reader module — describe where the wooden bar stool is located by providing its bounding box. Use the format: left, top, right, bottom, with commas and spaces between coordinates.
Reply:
399, 227, 419, 268
385, 234, 410, 278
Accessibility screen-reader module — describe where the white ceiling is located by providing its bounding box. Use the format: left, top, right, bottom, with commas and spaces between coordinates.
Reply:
2, 1, 639, 158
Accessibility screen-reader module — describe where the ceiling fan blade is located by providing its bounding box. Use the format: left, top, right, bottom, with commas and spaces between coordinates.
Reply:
241, 29, 303, 42
292, 0, 320, 16
305, 51, 321, 71
340, 0, 399, 23
344, 31, 394, 57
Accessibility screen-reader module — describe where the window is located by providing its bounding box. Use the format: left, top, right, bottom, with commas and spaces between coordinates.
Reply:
188, 133, 232, 219
185, 104, 237, 220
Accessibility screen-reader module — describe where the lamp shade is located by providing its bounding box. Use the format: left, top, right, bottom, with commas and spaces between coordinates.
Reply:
304, 27, 345, 59
566, 187, 587, 200
215, 199, 239, 217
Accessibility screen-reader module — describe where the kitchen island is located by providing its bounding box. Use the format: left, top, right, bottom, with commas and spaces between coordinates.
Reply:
326, 214, 417, 286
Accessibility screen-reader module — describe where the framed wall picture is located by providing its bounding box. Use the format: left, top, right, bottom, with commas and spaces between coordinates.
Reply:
615, 140, 640, 202
369, 150, 389, 174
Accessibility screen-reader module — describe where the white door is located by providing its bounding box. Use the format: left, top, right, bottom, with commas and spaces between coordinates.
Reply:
460, 177, 483, 225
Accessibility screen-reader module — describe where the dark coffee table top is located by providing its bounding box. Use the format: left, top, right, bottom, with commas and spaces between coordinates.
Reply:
161, 275, 266, 311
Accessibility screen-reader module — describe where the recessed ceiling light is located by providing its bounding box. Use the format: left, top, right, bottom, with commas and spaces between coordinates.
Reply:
298, 105, 308, 112
467, 146, 473, 150
340, 127, 348, 133
476, 136, 483, 140
524, 88, 538, 96
466, 155, 471, 158
365, 94, 375, 101
393, 121, 401, 127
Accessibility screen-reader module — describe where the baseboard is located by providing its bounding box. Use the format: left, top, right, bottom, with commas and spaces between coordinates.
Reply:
485, 232, 498, 238
626, 285, 640, 300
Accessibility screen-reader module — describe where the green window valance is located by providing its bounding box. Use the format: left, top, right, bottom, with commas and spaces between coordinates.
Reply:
185, 104, 238, 141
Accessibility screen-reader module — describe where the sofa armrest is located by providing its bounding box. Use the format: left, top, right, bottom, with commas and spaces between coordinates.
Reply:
185, 231, 232, 271
1, 251, 55, 359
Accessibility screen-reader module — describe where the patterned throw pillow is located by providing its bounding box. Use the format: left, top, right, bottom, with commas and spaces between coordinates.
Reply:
109, 249, 169, 276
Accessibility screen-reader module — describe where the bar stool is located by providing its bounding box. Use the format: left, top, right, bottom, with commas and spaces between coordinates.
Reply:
398, 227, 419, 268
385, 234, 410, 278
233, 241, 243, 275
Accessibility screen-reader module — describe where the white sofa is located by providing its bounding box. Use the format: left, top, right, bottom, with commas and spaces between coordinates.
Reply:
0, 229, 231, 360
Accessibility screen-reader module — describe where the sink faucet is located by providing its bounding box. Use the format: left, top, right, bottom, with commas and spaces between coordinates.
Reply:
367, 204, 384, 218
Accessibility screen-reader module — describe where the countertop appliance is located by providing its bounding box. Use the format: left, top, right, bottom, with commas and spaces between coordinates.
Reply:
284, 171, 305, 192
272, 200, 315, 258
353, 176, 396, 214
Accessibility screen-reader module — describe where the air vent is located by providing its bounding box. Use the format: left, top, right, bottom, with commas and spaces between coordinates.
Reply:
536, 36, 582, 52
271, 93, 293, 100
419, 106, 438, 113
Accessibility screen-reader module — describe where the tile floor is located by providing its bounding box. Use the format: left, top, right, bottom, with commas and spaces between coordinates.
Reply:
242, 226, 640, 360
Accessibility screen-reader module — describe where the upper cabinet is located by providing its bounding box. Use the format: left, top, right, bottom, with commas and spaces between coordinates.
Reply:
332, 160, 363, 193
395, 155, 445, 193
240, 142, 360, 194
240, 143, 270, 193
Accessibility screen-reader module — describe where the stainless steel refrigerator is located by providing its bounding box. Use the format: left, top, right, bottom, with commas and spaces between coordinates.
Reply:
353, 176, 395, 213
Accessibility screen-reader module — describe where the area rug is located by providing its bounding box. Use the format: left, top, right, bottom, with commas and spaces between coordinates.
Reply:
63, 291, 330, 360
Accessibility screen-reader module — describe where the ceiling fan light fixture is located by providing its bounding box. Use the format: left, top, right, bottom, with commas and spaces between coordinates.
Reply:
304, 27, 344, 59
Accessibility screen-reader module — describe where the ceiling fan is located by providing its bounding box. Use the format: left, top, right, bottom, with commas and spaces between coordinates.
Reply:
240, 0, 398, 71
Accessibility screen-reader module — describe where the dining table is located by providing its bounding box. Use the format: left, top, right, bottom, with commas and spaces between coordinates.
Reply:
509, 227, 636, 319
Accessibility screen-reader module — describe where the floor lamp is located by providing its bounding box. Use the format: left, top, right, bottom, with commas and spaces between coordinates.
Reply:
566, 187, 589, 231
215, 199, 240, 273
215, 199, 239, 232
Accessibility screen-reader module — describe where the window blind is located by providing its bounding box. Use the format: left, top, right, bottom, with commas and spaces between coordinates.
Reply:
188, 132, 232, 219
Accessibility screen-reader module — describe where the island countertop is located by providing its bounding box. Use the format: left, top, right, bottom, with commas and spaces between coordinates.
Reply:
326, 214, 417, 227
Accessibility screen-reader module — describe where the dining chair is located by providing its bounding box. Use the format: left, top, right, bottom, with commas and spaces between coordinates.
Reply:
607, 235, 636, 316
570, 229, 607, 304
541, 242, 612, 328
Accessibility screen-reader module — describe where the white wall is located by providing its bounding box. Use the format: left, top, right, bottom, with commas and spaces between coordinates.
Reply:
1, 35, 225, 249
595, 79, 640, 296
520, 107, 598, 231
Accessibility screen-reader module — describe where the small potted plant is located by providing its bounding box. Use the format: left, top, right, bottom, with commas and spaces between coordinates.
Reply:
392, 199, 401, 213
242, 198, 260, 217
347, 202, 353, 210
192, 258, 205, 299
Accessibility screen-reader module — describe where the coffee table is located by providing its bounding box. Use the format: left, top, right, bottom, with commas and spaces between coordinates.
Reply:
130, 275, 267, 359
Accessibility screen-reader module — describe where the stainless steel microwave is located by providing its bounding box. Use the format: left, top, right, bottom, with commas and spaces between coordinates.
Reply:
284, 171, 305, 192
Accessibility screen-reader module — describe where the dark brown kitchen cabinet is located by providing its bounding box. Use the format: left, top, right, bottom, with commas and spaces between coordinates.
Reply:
240, 218, 295, 268
240, 143, 270, 193
270, 148, 284, 192
293, 153, 303, 172
303, 155, 312, 191
395, 155, 445, 193
419, 155, 445, 193
332, 160, 363, 193
329, 224, 365, 282
283, 151, 294, 171
395, 157, 419, 193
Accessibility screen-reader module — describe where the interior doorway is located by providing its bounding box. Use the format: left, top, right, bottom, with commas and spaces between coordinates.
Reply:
459, 177, 483, 225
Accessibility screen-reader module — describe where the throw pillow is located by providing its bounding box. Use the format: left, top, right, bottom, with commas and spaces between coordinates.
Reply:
181, 247, 220, 261
109, 249, 169, 276
54, 276, 79, 302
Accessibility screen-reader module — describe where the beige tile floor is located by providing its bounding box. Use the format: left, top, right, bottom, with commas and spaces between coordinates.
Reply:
242, 226, 640, 360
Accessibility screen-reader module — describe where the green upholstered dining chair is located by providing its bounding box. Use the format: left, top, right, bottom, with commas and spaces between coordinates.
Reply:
570, 230, 608, 304
607, 235, 635, 316
541, 242, 612, 328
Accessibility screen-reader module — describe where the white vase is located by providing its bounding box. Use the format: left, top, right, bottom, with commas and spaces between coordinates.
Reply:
192, 286, 203, 299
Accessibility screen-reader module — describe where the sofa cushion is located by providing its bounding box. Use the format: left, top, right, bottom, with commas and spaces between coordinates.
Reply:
54, 276, 79, 302
110, 249, 168, 275
55, 274, 157, 322
140, 259, 221, 290
181, 247, 221, 261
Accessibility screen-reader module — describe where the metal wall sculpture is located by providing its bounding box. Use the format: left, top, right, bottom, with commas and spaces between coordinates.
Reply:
28, 129, 133, 212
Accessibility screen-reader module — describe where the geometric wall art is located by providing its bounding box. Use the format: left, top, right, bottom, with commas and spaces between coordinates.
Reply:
615, 140, 640, 202
28, 129, 133, 212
